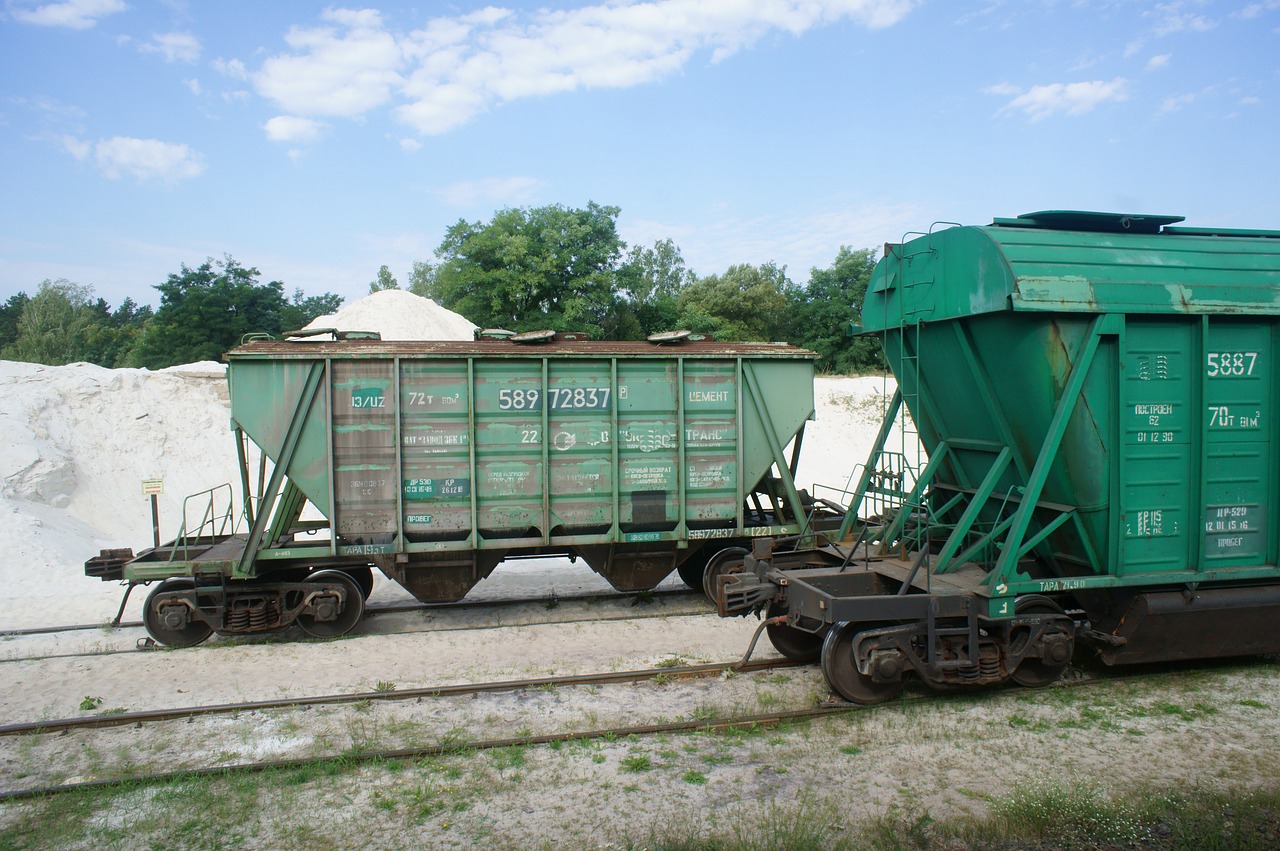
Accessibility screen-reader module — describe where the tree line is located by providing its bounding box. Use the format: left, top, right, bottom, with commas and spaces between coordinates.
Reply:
0, 202, 884, 373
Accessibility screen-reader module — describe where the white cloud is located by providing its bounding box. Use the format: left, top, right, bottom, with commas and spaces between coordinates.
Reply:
1237, 1, 1280, 19
994, 78, 1130, 122
9, 0, 125, 29
184, 78, 201, 95
140, 32, 202, 64
1146, 2, 1216, 37
254, 8, 404, 118
1146, 53, 1171, 70
62, 136, 206, 184
263, 115, 327, 143
250, 0, 919, 139
212, 57, 249, 80
60, 134, 91, 160
1158, 91, 1198, 114
399, 137, 422, 152
628, 200, 928, 280
437, 176, 543, 207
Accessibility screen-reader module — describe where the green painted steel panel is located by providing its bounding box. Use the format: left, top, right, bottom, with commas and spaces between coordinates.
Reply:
224, 342, 815, 560
860, 213, 1280, 588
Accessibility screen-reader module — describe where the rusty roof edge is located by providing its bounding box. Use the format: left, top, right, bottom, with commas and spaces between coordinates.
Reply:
225, 339, 818, 360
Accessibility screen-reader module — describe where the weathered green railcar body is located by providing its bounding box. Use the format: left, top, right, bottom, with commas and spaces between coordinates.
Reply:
864, 211, 1280, 598
97, 336, 818, 644
722, 211, 1280, 702
221, 338, 815, 599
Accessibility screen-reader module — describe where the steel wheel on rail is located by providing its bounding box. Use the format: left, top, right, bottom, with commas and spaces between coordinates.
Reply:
142, 578, 213, 648
702, 546, 749, 603
297, 569, 365, 639
1009, 595, 1073, 688
675, 549, 710, 591
340, 566, 375, 601
820, 621, 905, 704
765, 601, 826, 663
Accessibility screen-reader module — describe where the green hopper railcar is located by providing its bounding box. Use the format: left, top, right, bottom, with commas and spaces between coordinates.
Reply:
87, 335, 822, 646
718, 210, 1280, 703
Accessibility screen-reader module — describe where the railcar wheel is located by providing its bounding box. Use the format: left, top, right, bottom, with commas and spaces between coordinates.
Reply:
675, 550, 709, 591
702, 547, 749, 602
297, 570, 365, 638
340, 566, 375, 601
765, 601, 825, 663
1009, 596, 1073, 688
820, 621, 904, 704
142, 578, 213, 648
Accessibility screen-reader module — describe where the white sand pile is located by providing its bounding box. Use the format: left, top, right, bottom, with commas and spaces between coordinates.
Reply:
0, 360, 244, 626
304, 289, 476, 340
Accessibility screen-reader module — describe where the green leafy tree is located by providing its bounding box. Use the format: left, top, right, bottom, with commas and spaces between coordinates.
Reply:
794, 247, 883, 373
280, 288, 343, 332
129, 255, 339, 369
407, 260, 435, 298
88, 297, 154, 366
429, 202, 625, 338
615, 238, 694, 338
0, 292, 32, 353
675, 262, 796, 342
369, 264, 400, 293
7, 279, 99, 365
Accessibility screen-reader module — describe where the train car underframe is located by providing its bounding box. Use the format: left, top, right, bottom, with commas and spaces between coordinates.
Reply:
720, 536, 1280, 704
715, 540, 1079, 703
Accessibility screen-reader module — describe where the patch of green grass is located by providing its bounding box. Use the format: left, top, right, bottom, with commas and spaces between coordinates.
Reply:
372, 680, 396, 693
682, 770, 708, 785
838, 744, 861, 756
489, 745, 527, 773
620, 754, 652, 773
987, 776, 1151, 846
78, 696, 102, 711
1239, 698, 1269, 709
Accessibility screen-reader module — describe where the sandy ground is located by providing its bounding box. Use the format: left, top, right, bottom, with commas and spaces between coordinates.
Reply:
2, 620, 1278, 848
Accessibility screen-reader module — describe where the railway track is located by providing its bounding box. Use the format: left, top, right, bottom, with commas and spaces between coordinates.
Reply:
0, 656, 800, 738
2, 655, 1254, 804
0, 587, 710, 665
0, 585, 701, 639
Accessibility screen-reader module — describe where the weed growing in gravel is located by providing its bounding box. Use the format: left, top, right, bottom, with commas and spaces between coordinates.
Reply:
78, 696, 102, 711
621, 754, 652, 772
373, 680, 396, 693
988, 774, 1150, 845
490, 745, 527, 773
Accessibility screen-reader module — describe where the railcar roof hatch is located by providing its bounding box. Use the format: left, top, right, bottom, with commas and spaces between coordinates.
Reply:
992, 210, 1185, 234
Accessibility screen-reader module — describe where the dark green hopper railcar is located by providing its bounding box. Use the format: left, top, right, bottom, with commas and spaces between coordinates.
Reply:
718, 210, 1280, 703
87, 336, 823, 646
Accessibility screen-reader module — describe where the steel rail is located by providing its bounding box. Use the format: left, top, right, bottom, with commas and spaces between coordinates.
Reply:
0, 703, 848, 804
0, 586, 702, 638
0, 606, 716, 665
0, 659, 1260, 803
0, 657, 801, 739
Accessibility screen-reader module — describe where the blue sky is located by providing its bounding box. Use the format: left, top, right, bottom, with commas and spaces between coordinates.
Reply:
2, 0, 1278, 309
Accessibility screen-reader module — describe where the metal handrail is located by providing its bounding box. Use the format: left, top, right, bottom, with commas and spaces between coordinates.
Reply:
167, 483, 240, 562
